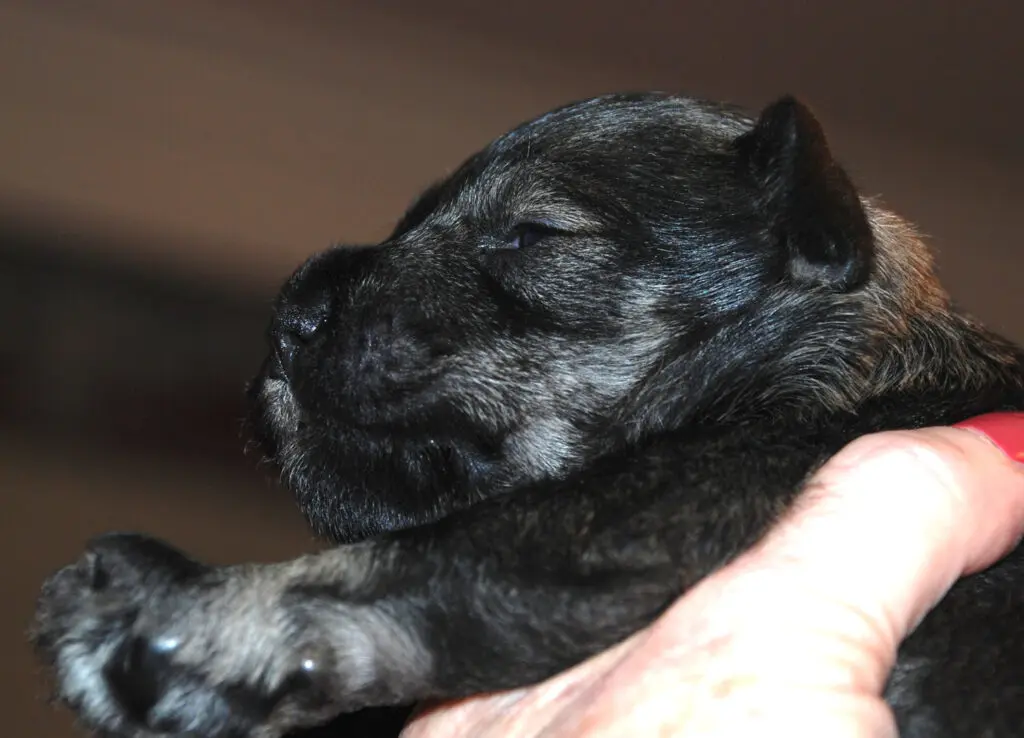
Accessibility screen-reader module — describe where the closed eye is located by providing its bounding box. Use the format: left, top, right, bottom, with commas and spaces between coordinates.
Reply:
505, 222, 563, 250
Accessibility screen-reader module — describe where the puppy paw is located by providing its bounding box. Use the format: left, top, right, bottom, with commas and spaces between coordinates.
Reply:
32, 534, 332, 737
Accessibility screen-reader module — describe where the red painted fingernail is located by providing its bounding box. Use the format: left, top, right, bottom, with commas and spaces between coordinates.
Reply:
954, 413, 1024, 463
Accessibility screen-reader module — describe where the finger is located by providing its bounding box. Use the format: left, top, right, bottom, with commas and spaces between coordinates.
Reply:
536, 421, 1024, 736
404, 635, 644, 738
754, 424, 1024, 660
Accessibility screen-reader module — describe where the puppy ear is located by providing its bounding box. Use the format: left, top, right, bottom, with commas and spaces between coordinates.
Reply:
737, 96, 874, 291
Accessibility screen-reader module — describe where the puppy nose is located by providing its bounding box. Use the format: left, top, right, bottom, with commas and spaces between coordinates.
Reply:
272, 291, 332, 379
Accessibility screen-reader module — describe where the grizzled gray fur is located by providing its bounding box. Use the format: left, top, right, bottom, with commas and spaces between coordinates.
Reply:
33, 93, 1024, 738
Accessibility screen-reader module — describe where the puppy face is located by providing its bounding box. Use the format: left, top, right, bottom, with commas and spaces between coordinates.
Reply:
248, 94, 874, 542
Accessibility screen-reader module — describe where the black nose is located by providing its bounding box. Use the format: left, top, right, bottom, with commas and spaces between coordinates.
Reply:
271, 290, 332, 379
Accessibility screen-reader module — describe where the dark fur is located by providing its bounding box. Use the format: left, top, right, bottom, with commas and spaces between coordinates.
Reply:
33, 93, 1024, 737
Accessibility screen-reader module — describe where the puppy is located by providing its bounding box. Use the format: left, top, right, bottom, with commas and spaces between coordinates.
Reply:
34, 93, 1024, 737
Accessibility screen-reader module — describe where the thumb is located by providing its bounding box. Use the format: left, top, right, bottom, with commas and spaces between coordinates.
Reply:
617, 419, 1024, 737
762, 420, 1024, 661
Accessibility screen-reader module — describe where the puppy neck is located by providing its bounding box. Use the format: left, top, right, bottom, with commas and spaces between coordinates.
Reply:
615, 203, 1024, 437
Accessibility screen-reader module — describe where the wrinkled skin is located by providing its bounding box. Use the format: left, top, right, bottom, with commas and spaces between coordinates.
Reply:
33, 94, 1024, 738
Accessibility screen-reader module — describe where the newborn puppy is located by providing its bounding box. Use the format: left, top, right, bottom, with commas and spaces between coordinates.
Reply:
34, 93, 1024, 738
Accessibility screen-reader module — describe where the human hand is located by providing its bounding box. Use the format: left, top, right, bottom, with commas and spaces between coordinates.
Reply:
404, 414, 1024, 737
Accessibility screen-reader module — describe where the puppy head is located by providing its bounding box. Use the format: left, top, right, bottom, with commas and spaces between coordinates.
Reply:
249, 93, 878, 542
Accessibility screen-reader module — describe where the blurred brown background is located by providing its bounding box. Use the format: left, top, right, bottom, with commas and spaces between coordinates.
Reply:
1, 1, 1021, 735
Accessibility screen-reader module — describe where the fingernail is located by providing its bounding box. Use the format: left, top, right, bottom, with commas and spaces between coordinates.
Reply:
954, 413, 1024, 465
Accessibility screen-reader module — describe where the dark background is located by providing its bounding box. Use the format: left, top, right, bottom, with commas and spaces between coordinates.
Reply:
2, 2, 1021, 735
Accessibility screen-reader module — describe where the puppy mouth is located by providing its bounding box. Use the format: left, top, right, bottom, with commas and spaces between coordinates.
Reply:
246, 363, 412, 455
250, 363, 502, 445
263, 350, 288, 382
243, 362, 303, 465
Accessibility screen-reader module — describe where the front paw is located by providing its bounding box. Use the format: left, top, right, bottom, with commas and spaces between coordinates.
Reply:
32, 534, 329, 737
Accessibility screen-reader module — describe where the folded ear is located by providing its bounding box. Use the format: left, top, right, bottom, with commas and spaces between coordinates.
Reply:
737, 96, 874, 291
